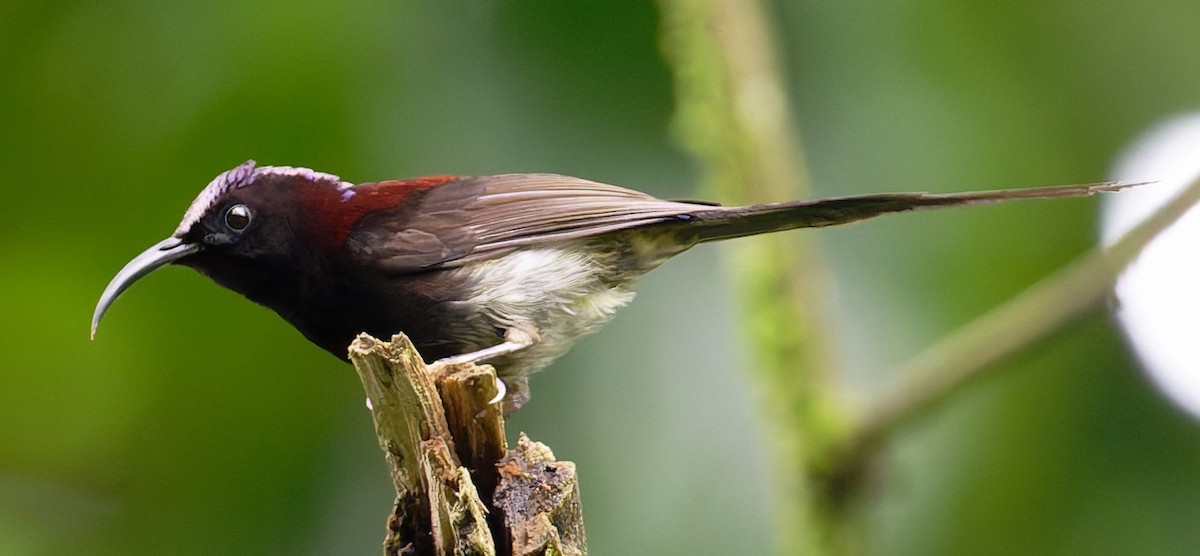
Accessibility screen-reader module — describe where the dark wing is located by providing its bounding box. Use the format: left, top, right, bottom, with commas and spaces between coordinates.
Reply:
345, 173, 707, 273
464, 174, 706, 255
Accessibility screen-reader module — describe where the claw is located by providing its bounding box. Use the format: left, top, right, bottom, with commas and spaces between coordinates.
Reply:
488, 376, 507, 405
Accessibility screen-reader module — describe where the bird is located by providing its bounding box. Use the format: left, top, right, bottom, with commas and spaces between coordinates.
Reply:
92, 160, 1133, 408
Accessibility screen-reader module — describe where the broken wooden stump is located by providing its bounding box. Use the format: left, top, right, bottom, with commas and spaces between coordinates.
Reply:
348, 333, 587, 556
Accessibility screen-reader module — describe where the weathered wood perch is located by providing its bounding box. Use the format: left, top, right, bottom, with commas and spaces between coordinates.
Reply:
348, 332, 587, 556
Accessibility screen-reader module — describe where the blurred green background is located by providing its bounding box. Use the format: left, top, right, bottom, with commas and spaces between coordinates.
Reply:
3, 1, 1200, 554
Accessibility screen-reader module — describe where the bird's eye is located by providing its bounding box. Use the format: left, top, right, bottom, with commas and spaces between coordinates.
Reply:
224, 204, 253, 231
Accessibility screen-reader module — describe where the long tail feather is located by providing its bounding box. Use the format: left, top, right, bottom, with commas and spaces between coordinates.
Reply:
689, 181, 1141, 243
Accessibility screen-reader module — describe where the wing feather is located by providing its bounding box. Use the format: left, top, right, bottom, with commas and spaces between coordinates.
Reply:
347, 173, 706, 273
465, 174, 703, 252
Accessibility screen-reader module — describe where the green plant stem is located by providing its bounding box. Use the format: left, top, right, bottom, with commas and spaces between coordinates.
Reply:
658, 0, 851, 553
659, 2, 1188, 553
849, 174, 1200, 455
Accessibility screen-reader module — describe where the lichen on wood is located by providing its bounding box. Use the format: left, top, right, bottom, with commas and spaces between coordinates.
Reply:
494, 435, 586, 556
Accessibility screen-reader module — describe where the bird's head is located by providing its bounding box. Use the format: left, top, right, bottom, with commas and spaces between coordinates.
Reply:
91, 160, 356, 338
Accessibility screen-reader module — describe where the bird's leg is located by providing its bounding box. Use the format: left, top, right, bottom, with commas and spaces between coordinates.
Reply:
434, 325, 540, 366
432, 325, 540, 405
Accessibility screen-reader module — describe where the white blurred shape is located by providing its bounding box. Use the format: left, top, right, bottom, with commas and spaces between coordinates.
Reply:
1102, 112, 1200, 418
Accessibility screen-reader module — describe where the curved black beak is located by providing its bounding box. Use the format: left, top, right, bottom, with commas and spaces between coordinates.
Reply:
91, 237, 202, 339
